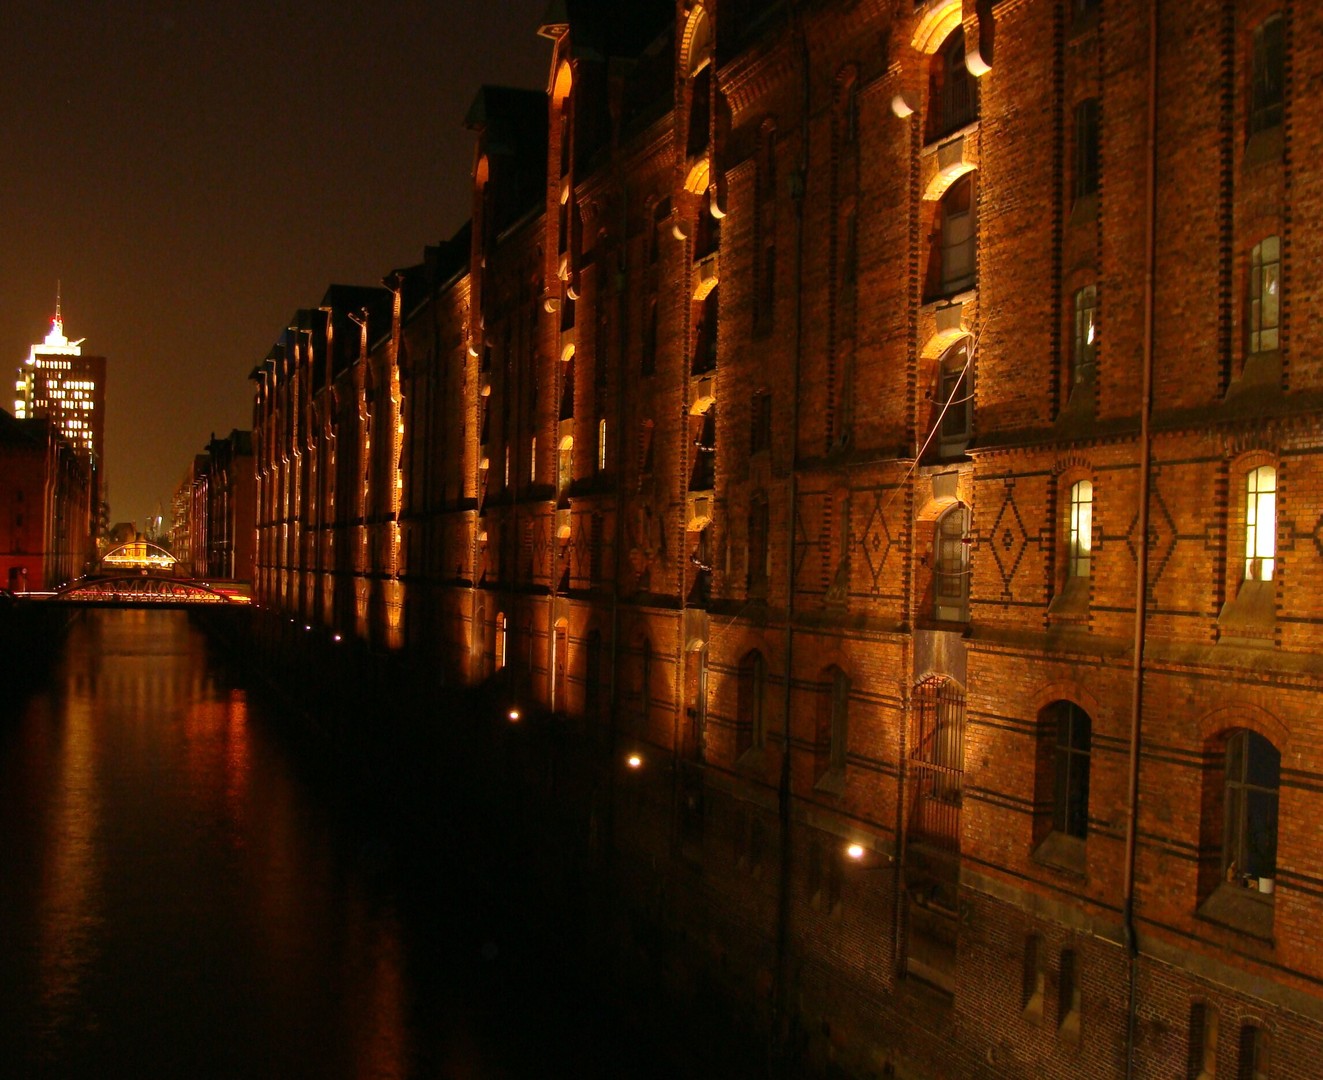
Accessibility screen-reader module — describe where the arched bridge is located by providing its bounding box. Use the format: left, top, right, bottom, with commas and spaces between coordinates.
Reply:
51, 576, 249, 606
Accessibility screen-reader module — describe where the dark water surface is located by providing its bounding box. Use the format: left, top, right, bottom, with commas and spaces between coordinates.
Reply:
0, 610, 648, 1079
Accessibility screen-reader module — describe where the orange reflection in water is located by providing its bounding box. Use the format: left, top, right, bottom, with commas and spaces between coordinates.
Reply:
35, 686, 104, 1030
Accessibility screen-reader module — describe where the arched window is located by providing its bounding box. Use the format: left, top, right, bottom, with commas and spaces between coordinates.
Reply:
1238, 1023, 1269, 1080
938, 173, 978, 296
1223, 729, 1280, 886
1051, 702, 1091, 839
936, 337, 972, 456
910, 676, 966, 850
927, 27, 979, 142
1244, 465, 1276, 582
1068, 480, 1093, 579
934, 504, 971, 622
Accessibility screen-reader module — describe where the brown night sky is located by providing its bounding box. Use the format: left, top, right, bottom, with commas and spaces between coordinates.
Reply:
0, 1, 550, 527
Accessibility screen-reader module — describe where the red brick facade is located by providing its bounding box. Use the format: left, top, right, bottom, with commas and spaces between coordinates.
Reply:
250, 1, 1323, 1075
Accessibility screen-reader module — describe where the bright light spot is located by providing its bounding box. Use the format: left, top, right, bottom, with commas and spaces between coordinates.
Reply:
508, 709, 521, 722
626, 753, 642, 769
304, 625, 311, 631
846, 843, 865, 861
332, 633, 342, 642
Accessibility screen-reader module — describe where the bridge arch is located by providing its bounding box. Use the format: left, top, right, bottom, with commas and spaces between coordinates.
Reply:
100, 541, 178, 573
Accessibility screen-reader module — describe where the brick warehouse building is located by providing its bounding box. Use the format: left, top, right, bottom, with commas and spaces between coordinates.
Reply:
247, 1, 1323, 1076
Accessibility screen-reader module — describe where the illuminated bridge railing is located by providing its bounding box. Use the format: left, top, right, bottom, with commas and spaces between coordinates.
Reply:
51, 577, 250, 605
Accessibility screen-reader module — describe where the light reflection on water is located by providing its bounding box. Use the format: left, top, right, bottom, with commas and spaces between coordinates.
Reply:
0, 610, 496, 1079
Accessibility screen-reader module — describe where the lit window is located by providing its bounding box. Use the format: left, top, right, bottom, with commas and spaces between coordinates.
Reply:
934, 504, 970, 622
530, 436, 537, 482
1072, 285, 1098, 384
1244, 465, 1276, 581
598, 418, 607, 471
937, 173, 977, 296
1249, 236, 1280, 354
1068, 480, 1093, 578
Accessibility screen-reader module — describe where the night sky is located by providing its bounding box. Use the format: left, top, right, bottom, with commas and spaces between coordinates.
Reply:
1, 1, 550, 528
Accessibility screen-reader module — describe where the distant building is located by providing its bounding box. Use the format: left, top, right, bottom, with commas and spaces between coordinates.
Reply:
12, 295, 107, 519
0, 408, 92, 591
180, 430, 255, 582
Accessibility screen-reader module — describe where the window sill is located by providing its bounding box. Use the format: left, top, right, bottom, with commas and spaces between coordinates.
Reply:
1068, 9, 1100, 41
1033, 831, 1086, 877
1231, 348, 1282, 394
1068, 192, 1098, 228
1048, 577, 1090, 623
1197, 881, 1275, 943
1244, 126, 1284, 171
814, 767, 847, 797
1217, 578, 1275, 647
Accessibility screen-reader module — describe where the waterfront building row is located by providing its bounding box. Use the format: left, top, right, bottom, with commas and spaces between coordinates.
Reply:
249, 1, 1323, 1076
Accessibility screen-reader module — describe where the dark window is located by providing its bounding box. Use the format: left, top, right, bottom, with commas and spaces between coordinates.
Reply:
756, 242, 776, 331
815, 666, 850, 781
640, 419, 655, 476
642, 298, 658, 375
1058, 949, 1080, 1032
1052, 702, 1092, 839
842, 81, 858, 145
1023, 935, 1045, 1013
649, 199, 670, 265
1074, 98, 1100, 200
1238, 1023, 1267, 1080
750, 392, 773, 454
692, 288, 718, 375
747, 495, 770, 593
1250, 16, 1285, 137
1187, 1002, 1218, 1080
559, 355, 575, 420
737, 650, 767, 755
927, 28, 979, 142
1223, 729, 1280, 886
1072, 0, 1101, 25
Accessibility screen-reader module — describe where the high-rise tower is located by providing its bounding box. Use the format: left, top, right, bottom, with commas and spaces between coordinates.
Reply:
14, 291, 107, 510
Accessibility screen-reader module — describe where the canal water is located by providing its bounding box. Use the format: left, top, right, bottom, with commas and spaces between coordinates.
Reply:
0, 609, 661, 1079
